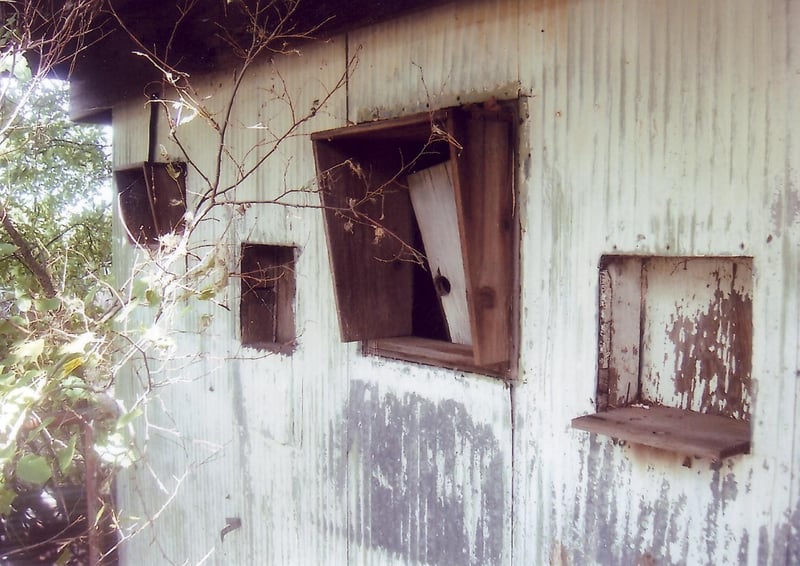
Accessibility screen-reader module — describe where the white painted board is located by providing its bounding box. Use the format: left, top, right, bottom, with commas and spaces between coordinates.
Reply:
407, 160, 472, 345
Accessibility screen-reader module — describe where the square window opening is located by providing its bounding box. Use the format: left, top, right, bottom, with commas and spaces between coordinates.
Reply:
572, 255, 753, 460
312, 101, 519, 378
239, 243, 297, 354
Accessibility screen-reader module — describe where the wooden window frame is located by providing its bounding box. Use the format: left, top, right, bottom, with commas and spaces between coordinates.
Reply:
572, 255, 753, 460
239, 243, 297, 354
114, 161, 187, 248
311, 102, 519, 378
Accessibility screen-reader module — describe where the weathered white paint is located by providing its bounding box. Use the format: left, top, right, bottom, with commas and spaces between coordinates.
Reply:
407, 161, 473, 345
113, 39, 353, 566
348, 0, 523, 122
515, 0, 798, 564
640, 257, 752, 418
110, 0, 800, 565
601, 257, 643, 407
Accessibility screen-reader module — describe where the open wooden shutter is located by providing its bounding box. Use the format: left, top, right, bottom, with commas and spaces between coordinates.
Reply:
448, 107, 515, 366
312, 106, 517, 375
313, 129, 417, 342
115, 161, 187, 247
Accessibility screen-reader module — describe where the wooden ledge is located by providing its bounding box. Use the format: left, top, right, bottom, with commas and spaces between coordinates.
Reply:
366, 336, 510, 379
571, 405, 751, 460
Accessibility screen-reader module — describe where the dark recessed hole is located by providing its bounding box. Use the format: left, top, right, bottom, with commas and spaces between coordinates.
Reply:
434, 275, 451, 296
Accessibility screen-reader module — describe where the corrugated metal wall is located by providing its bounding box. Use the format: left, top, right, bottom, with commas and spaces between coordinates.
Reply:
515, 1, 798, 563
111, 0, 800, 564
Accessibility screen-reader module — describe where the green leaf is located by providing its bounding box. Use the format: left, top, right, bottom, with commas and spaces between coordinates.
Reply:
55, 547, 73, 566
0, 80, 111, 302
21, 369, 45, 384
59, 356, 84, 378
57, 434, 78, 473
197, 287, 217, 301
0, 319, 22, 336
23, 416, 54, 441
145, 287, 161, 307
61, 332, 95, 355
116, 406, 143, 430
0, 243, 18, 256
0, 374, 13, 392
16, 454, 52, 485
16, 296, 32, 312
0, 443, 16, 467
12, 338, 44, 361
83, 286, 98, 305
0, 487, 16, 515
131, 277, 150, 300
11, 58, 31, 81
34, 297, 61, 312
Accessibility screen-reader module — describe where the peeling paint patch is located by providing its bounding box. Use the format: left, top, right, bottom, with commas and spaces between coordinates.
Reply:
667, 283, 752, 419
786, 501, 800, 565
757, 497, 800, 566
704, 468, 741, 559
578, 434, 621, 565
641, 257, 753, 420
737, 531, 749, 565
574, 433, 764, 566
769, 177, 800, 237
346, 380, 506, 566
230, 361, 258, 560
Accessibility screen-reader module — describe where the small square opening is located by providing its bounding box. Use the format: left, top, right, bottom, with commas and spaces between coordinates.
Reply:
572, 255, 753, 459
239, 244, 297, 353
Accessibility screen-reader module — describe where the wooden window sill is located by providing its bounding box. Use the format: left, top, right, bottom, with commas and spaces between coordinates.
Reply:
365, 336, 510, 378
241, 341, 296, 356
571, 405, 751, 460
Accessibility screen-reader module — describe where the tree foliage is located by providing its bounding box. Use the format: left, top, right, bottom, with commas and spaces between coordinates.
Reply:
3, 1, 363, 562
0, 77, 111, 300
0, 2, 122, 562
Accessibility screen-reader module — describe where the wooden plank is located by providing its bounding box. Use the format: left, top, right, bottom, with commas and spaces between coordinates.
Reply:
599, 256, 643, 407
407, 161, 472, 345
313, 137, 416, 342
367, 336, 509, 378
368, 336, 474, 364
145, 161, 187, 239
114, 161, 186, 247
311, 110, 444, 142
571, 405, 751, 460
313, 107, 517, 377
449, 108, 516, 366
115, 165, 153, 245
